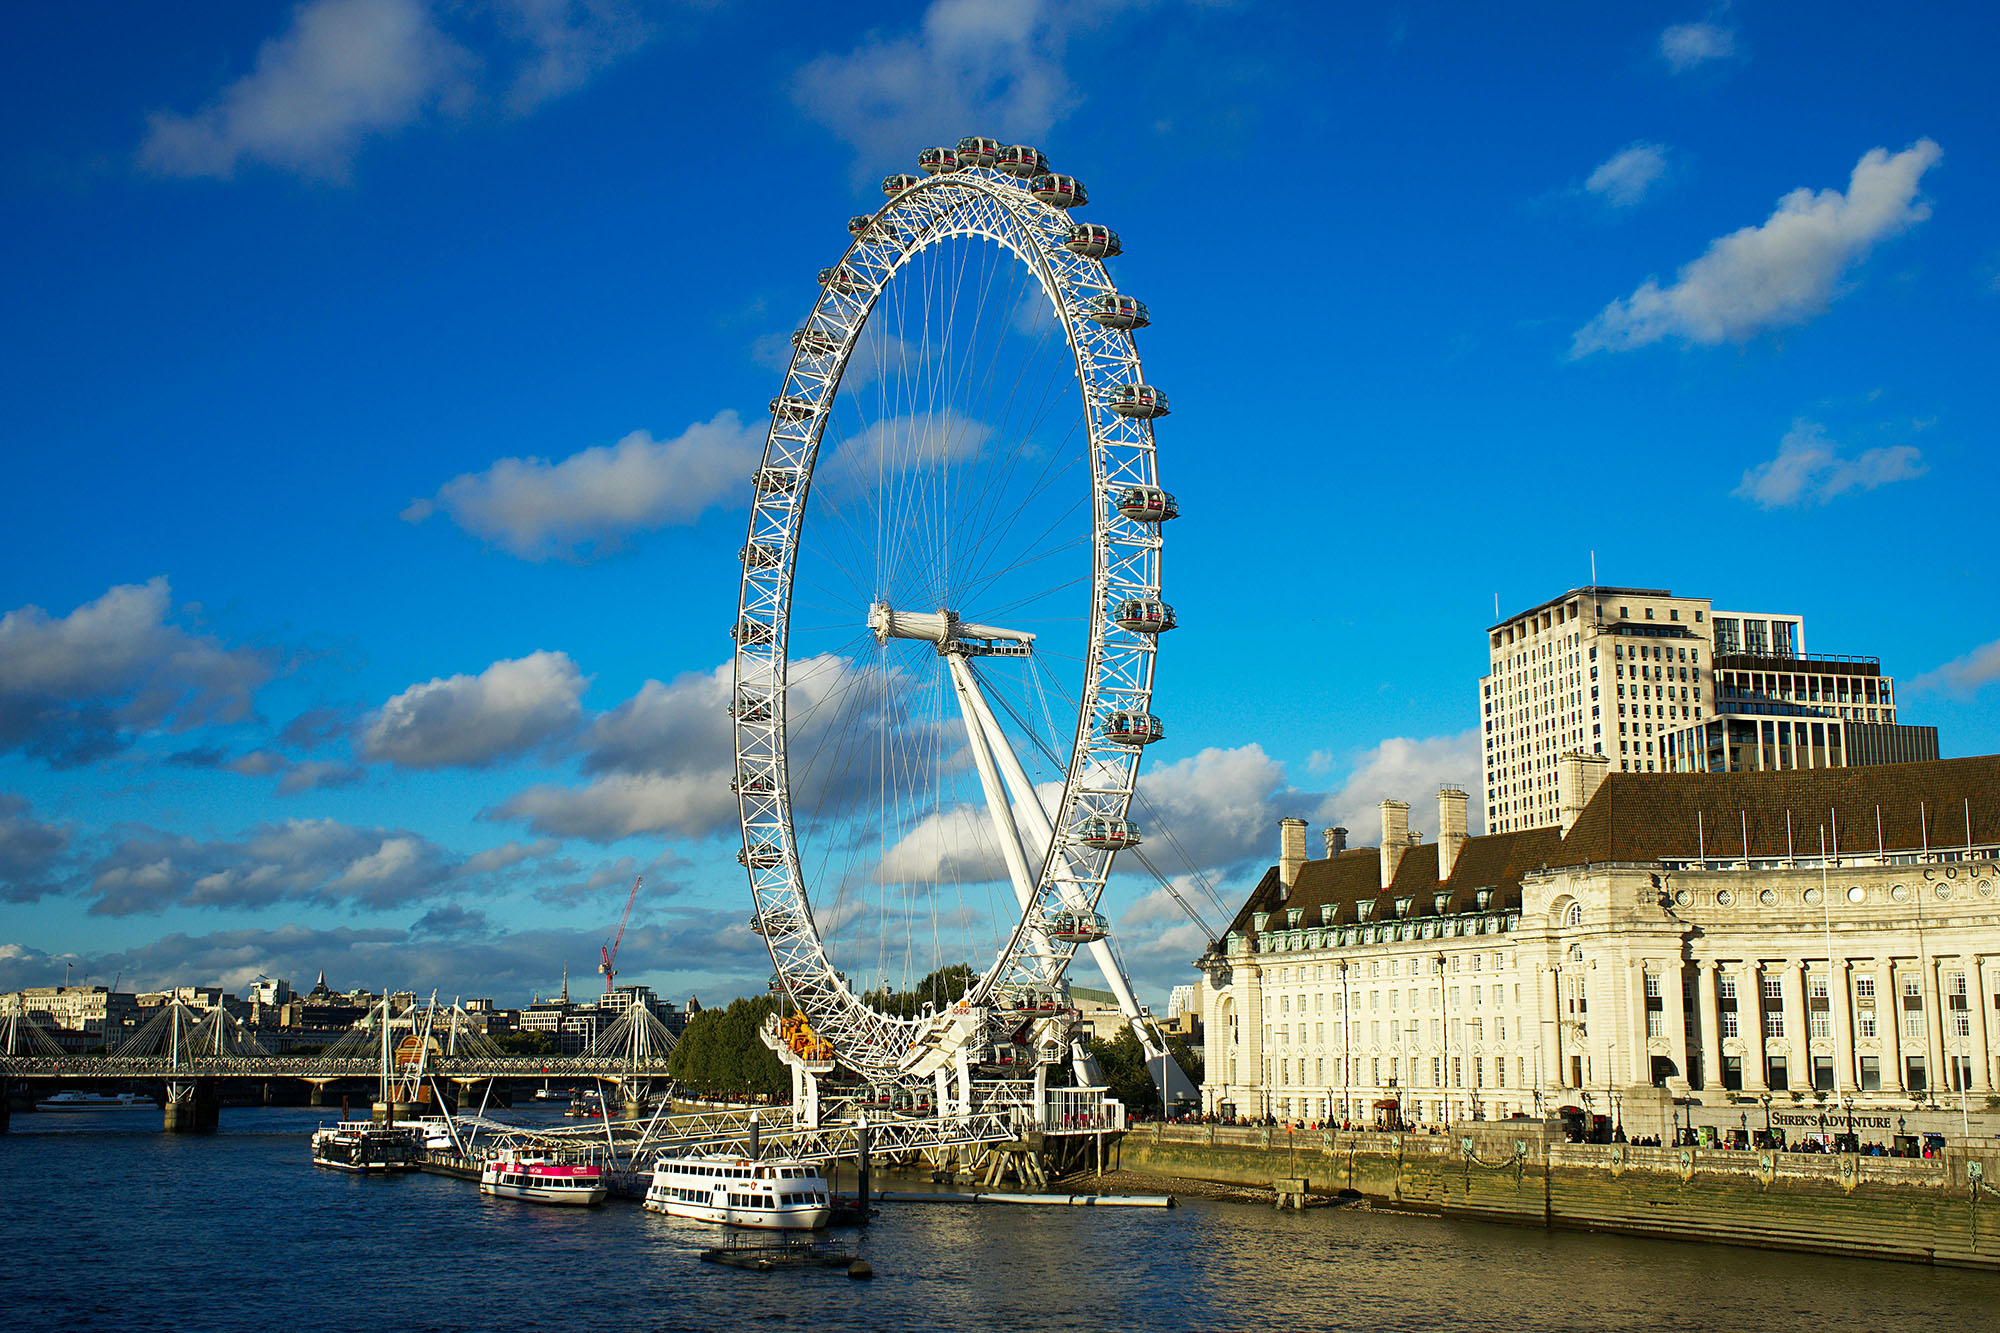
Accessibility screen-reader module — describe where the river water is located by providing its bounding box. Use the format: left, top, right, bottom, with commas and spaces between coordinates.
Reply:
7, 1107, 1999, 1331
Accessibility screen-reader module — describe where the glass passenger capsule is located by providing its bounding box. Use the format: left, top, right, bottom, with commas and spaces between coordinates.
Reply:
1028, 173, 1087, 208
1047, 908, 1110, 944
748, 914, 767, 936
740, 843, 784, 870
767, 972, 786, 993
917, 146, 960, 174
882, 172, 922, 197
730, 771, 775, 795
1107, 383, 1169, 419
792, 328, 840, 357
1078, 815, 1141, 850
819, 265, 866, 294
1115, 485, 1178, 522
753, 466, 799, 494
1065, 223, 1121, 258
1086, 293, 1148, 329
769, 395, 813, 422
732, 618, 774, 645
727, 695, 773, 722
739, 542, 780, 569
1103, 710, 1166, 746
847, 214, 874, 237
956, 136, 1001, 167
1113, 599, 1176, 634
994, 144, 1046, 178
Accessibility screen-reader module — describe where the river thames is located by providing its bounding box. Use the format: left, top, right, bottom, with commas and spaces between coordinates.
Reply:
8, 1108, 2000, 1331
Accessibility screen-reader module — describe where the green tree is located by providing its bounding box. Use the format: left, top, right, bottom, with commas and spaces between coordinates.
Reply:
491, 1030, 557, 1057
1088, 1027, 1203, 1116
668, 995, 786, 1100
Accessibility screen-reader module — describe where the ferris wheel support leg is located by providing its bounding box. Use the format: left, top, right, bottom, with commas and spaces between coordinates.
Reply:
947, 659, 1050, 941
950, 654, 1198, 1108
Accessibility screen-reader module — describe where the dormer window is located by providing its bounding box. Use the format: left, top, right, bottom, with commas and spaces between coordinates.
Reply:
1394, 897, 1413, 918
1252, 912, 1270, 932
1475, 889, 1493, 910
1432, 893, 1450, 915
1355, 901, 1375, 922
1286, 908, 1304, 928
1320, 904, 1339, 925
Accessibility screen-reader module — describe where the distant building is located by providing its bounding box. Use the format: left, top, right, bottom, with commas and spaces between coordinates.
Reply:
1, 986, 140, 1050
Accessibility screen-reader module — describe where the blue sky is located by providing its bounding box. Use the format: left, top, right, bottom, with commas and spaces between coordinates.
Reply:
3, 1, 1997, 1009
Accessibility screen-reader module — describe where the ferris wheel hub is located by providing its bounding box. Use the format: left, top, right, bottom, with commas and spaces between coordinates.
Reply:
867, 603, 1034, 657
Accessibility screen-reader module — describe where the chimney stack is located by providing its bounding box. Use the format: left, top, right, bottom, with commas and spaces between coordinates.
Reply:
1323, 826, 1349, 856
1279, 817, 1308, 888
1437, 786, 1469, 880
1557, 751, 1611, 835
1379, 800, 1411, 889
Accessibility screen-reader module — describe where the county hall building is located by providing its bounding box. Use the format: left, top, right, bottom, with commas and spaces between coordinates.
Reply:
1196, 754, 2000, 1140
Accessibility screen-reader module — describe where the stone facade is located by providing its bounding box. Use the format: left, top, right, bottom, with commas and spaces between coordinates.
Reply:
1200, 755, 2000, 1140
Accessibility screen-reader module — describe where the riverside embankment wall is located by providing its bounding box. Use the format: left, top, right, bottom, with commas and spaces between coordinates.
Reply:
1117, 1123, 2000, 1270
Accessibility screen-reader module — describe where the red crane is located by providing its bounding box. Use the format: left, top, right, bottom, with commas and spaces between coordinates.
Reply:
599, 875, 642, 995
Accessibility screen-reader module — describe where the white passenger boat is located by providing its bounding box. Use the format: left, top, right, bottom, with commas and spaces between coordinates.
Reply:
643, 1154, 831, 1230
310, 1121, 419, 1172
35, 1090, 155, 1111
480, 1151, 608, 1206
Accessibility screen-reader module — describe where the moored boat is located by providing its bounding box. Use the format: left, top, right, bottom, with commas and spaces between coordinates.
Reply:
35, 1090, 155, 1111
480, 1151, 608, 1206
643, 1154, 831, 1230
310, 1120, 419, 1173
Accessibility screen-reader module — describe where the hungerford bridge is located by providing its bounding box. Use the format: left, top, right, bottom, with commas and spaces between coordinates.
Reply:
0, 996, 1120, 1179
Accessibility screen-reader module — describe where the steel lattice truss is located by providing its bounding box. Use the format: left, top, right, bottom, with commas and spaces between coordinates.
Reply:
734, 157, 1167, 1083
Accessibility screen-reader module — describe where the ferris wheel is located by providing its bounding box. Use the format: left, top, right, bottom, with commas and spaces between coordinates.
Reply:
732, 138, 1190, 1095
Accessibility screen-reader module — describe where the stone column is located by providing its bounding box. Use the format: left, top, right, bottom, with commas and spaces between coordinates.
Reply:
1783, 957, 1810, 1091
1925, 955, 1949, 1093
1881, 960, 1905, 1092
1741, 962, 1768, 1092
1667, 958, 1690, 1086
1827, 957, 1853, 1096
1972, 956, 1993, 1094
1695, 959, 1722, 1092
1626, 957, 1649, 1086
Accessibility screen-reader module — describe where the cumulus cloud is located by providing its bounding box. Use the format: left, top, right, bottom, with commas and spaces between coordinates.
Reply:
85, 817, 468, 916
1584, 142, 1669, 208
794, 0, 1078, 165
360, 650, 587, 768
407, 412, 763, 561
0, 795, 72, 904
1911, 639, 2000, 697
1314, 731, 1485, 839
493, 771, 738, 844
1573, 140, 1942, 355
0, 579, 272, 767
1733, 418, 1926, 508
138, 0, 647, 179
0, 910, 762, 1003
276, 760, 368, 794
1659, 17, 1738, 72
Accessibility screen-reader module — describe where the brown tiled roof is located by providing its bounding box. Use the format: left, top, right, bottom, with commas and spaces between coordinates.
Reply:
1219, 825, 1564, 940
1216, 755, 2000, 944
1557, 754, 2000, 864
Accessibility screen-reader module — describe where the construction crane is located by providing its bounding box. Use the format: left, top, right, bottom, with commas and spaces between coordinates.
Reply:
599, 875, 642, 995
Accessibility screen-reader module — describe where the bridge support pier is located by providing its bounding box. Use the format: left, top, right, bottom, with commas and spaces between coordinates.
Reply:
164, 1079, 219, 1134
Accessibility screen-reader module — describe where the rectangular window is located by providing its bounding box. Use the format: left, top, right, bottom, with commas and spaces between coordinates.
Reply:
1810, 1009, 1830, 1039
1813, 1056, 1834, 1092
1764, 1009, 1784, 1038
1761, 975, 1782, 1003
1767, 1055, 1789, 1090
1858, 1008, 1876, 1039
1856, 976, 1875, 1000
1859, 1056, 1881, 1091
1371, 1057, 1380, 1083
1647, 1010, 1663, 1038
1722, 1055, 1743, 1091
1906, 1056, 1928, 1092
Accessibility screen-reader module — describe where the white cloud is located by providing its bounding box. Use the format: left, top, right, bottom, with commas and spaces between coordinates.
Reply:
793, 0, 1077, 166
491, 770, 739, 844
0, 795, 71, 904
1573, 140, 1941, 355
0, 578, 271, 767
1584, 142, 1669, 208
1910, 640, 2000, 697
1733, 418, 1925, 508
138, 0, 649, 179
86, 817, 467, 916
1133, 744, 1295, 871
360, 650, 588, 768
1659, 17, 1738, 72
1313, 731, 1484, 839
409, 412, 763, 561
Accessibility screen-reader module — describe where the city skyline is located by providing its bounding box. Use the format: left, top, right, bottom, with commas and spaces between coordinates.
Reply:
5, 2, 1999, 1008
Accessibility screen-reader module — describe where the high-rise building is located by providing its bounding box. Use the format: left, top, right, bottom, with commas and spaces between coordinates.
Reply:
1481, 587, 1806, 834
1662, 650, 1936, 774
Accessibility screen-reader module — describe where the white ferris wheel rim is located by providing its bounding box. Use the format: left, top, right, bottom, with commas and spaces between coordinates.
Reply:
731, 155, 1168, 1083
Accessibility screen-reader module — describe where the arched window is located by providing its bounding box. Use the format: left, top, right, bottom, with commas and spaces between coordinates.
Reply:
1561, 900, 1583, 929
